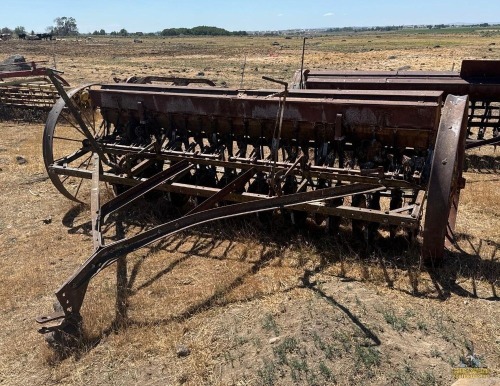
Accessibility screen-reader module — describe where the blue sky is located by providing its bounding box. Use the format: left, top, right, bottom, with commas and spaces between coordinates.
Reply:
1, 0, 499, 33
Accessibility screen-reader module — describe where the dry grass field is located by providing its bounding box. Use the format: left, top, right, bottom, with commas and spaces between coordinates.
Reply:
0, 31, 499, 385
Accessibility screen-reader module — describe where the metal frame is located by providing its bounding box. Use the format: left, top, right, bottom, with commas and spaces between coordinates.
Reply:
120, 75, 216, 87
292, 60, 500, 148
0, 62, 70, 110
36, 75, 469, 340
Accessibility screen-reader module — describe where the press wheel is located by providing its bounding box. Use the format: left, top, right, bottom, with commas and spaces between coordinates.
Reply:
422, 95, 468, 264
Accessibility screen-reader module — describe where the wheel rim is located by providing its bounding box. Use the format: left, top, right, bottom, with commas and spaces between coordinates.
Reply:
422, 95, 468, 263
43, 84, 104, 203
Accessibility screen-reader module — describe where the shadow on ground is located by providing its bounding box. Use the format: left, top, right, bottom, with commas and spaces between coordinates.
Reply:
46, 195, 498, 362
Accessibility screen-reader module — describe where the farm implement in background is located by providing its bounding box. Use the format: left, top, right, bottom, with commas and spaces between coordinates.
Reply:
114, 74, 217, 87
292, 59, 500, 150
0, 57, 70, 120
36, 69, 469, 345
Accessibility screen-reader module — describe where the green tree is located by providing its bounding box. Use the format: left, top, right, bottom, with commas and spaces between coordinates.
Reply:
1, 27, 13, 34
161, 28, 180, 36
14, 26, 26, 36
160, 26, 241, 37
191, 26, 230, 36
53, 17, 78, 36
119, 28, 128, 36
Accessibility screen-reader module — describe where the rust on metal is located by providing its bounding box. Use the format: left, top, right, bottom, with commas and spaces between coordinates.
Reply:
293, 60, 499, 148
0, 61, 70, 112
36, 68, 470, 344
117, 75, 216, 86
422, 95, 469, 261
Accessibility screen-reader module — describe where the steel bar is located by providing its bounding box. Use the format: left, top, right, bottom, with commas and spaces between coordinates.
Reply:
0, 65, 69, 86
49, 161, 416, 190
465, 135, 500, 149
99, 159, 193, 224
36, 181, 384, 334
186, 167, 256, 215
91, 153, 102, 250
100, 83, 444, 102
49, 163, 420, 227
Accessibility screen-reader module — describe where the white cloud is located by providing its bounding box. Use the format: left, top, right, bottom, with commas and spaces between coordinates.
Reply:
277, 13, 284, 17
323, 12, 334, 17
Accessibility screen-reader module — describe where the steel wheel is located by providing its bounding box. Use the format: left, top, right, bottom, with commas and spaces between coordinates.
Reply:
43, 84, 105, 203
422, 95, 468, 264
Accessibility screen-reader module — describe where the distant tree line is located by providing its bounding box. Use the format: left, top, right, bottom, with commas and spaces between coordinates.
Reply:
1, 26, 27, 36
3, 20, 246, 38
424, 23, 492, 29
90, 25, 247, 37
5, 18, 497, 39
2, 16, 78, 38
326, 25, 404, 33
326, 22, 497, 33
160, 26, 247, 36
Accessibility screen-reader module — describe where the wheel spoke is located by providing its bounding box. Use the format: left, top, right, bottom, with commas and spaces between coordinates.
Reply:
52, 136, 84, 143
58, 153, 92, 188
60, 175, 71, 184
60, 112, 86, 137
96, 116, 106, 138
80, 107, 96, 136
72, 155, 93, 200
73, 176, 84, 199
77, 154, 93, 170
